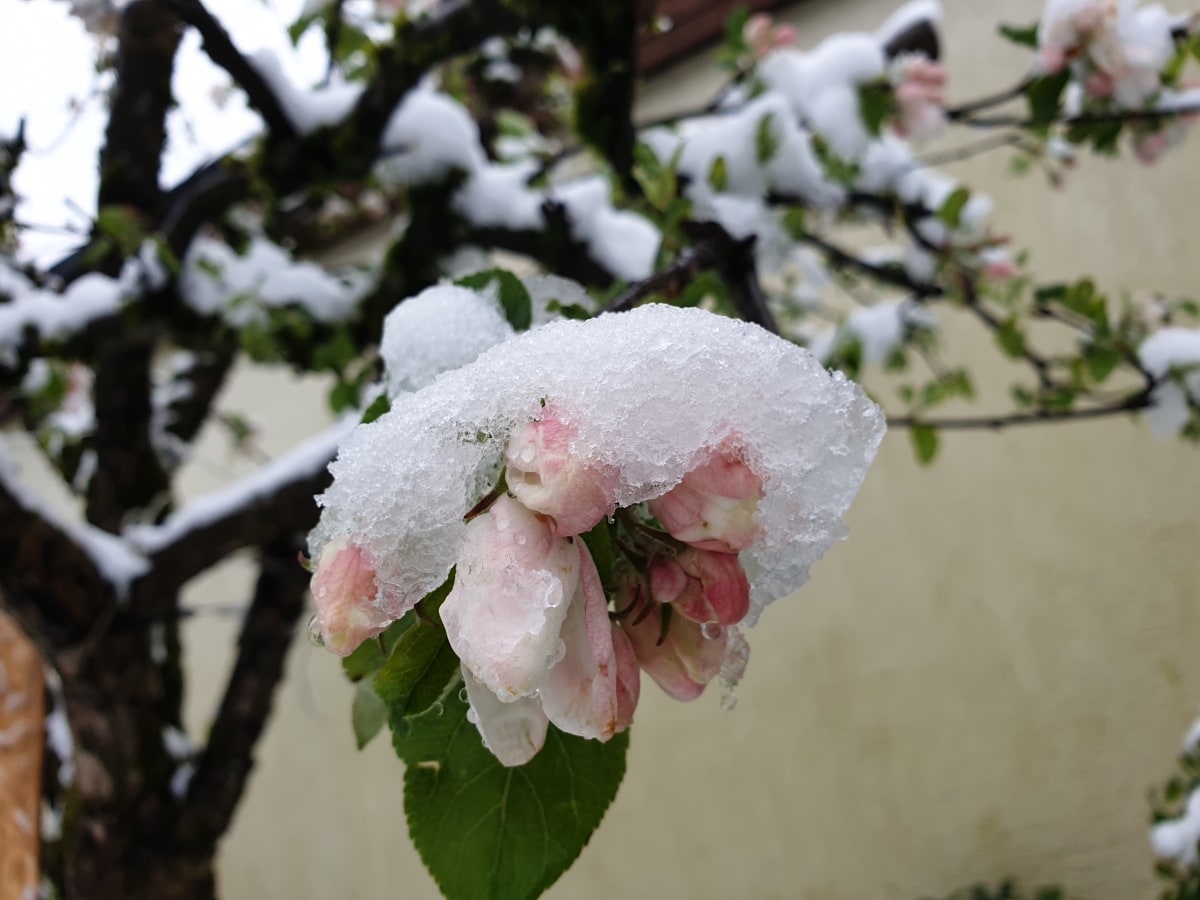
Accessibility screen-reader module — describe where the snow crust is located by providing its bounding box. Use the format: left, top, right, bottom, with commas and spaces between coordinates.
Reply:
376, 85, 660, 280
0, 439, 149, 595
1138, 327, 1200, 436
180, 236, 369, 325
127, 417, 356, 555
1152, 787, 1200, 868
550, 177, 661, 282
0, 269, 123, 366
760, 33, 886, 160
380, 284, 514, 396
250, 49, 363, 134
312, 302, 885, 628
876, 0, 942, 45
1183, 711, 1200, 756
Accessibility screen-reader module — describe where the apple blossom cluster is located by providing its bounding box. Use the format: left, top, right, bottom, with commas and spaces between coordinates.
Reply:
1037, 0, 1199, 161
1150, 712, 1200, 873
308, 301, 884, 765
1037, 0, 1176, 106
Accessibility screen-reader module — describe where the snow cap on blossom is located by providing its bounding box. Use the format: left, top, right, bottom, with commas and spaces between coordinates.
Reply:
1037, 0, 1176, 108
311, 302, 885, 636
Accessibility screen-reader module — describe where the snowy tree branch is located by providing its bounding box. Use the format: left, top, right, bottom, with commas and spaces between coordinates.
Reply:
85, 333, 171, 532
162, 0, 297, 140
128, 423, 348, 611
888, 389, 1155, 430
97, 0, 184, 220
0, 466, 115, 649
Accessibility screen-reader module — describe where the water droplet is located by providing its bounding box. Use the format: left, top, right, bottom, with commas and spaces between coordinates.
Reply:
720, 691, 738, 712
458, 687, 469, 703
429, 701, 444, 717
306, 614, 325, 648
701, 622, 723, 640
607, 515, 616, 525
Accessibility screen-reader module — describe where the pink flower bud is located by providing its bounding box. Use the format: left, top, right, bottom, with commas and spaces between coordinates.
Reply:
1037, 45, 1068, 76
442, 496, 580, 701
648, 442, 763, 553
648, 547, 751, 627
621, 600, 726, 702
772, 24, 799, 49
505, 408, 617, 538
1083, 70, 1115, 99
310, 537, 392, 657
1132, 129, 1172, 164
744, 13, 773, 56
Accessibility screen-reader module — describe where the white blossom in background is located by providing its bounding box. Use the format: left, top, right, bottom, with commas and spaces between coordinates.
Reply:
1038, 0, 1176, 108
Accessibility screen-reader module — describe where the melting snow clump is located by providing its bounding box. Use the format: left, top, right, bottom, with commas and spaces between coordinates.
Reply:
380, 284, 515, 396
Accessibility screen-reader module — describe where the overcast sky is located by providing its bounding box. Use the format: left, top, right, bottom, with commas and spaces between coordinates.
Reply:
0, 0, 328, 264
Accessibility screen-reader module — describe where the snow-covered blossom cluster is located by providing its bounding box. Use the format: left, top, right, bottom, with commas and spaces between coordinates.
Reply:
309, 301, 883, 764
1037, 0, 1199, 161
1038, 0, 1175, 106
1138, 327, 1200, 436
1151, 711, 1200, 877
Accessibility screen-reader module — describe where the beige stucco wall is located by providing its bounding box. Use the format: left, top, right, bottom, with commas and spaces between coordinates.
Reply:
170, 1, 1200, 898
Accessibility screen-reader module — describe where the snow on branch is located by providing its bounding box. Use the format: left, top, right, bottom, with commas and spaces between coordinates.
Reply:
127, 417, 356, 598
0, 439, 146, 645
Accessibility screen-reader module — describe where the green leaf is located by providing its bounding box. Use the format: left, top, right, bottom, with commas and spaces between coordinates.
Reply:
352, 680, 388, 750
995, 319, 1027, 358
1026, 71, 1071, 124
755, 113, 780, 164
580, 518, 617, 591
342, 616, 413, 682
288, 11, 320, 44
544, 300, 591, 321
707, 155, 729, 192
457, 270, 533, 331
998, 22, 1040, 49
911, 424, 940, 465
402, 691, 629, 900
782, 206, 806, 240
329, 380, 360, 413
375, 574, 460, 736
95, 205, 144, 251
936, 187, 971, 229
1086, 346, 1123, 383
361, 392, 391, 424
858, 81, 893, 137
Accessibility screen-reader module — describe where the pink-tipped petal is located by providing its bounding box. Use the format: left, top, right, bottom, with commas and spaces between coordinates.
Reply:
310, 537, 392, 657
541, 543, 621, 741
622, 601, 726, 701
